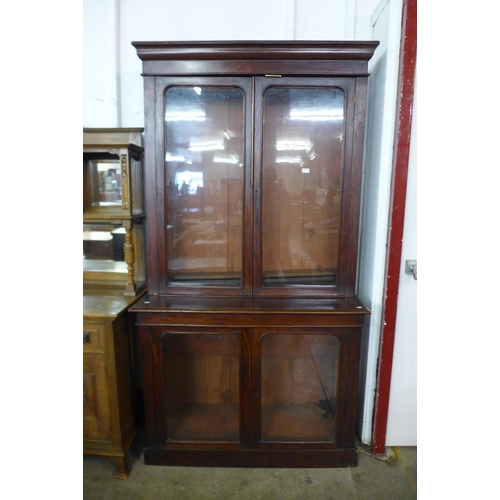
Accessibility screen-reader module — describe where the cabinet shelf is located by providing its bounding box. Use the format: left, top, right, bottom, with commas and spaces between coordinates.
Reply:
166, 404, 240, 443
261, 403, 336, 443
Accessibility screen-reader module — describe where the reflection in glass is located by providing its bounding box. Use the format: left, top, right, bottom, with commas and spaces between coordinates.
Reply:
261, 87, 345, 287
165, 86, 245, 286
83, 224, 127, 274
85, 157, 122, 207
261, 333, 339, 442
162, 333, 240, 442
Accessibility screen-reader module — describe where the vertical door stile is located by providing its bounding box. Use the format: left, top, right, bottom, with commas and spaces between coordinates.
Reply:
155, 78, 167, 293
143, 76, 159, 295
345, 328, 362, 448
246, 77, 256, 294
334, 330, 349, 448
154, 330, 169, 445
252, 78, 262, 295
240, 327, 251, 447
250, 328, 262, 448
139, 327, 158, 445
345, 77, 368, 297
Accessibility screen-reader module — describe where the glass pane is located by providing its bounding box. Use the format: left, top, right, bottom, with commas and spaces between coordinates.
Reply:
165, 86, 245, 287
83, 223, 127, 274
261, 333, 340, 442
162, 333, 240, 442
84, 155, 122, 207
261, 87, 345, 287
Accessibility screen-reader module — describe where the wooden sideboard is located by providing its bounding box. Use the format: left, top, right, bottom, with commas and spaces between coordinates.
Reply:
83, 291, 144, 478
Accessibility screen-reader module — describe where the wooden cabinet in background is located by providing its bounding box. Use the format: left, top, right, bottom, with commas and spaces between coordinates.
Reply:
83, 128, 147, 478
83, 128, 146, 296
83, 292, 144, 479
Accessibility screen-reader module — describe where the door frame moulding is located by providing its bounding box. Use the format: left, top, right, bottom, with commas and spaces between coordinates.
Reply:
370, 0, 417, 455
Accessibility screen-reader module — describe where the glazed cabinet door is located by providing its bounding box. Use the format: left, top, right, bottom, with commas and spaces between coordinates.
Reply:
251, 327, 361, 450
139, 323, 362, 463
140, 326, 251, 448
147, 76, 362, 298
253, 77, 357, 297
151, 77, 254, 296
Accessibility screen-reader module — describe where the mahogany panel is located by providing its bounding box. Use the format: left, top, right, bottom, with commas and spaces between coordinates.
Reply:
132, 295, 369, 312
144, 447, 358, 468
132, 40, 380, 61
141, 59, 372, 77
133, 41, 378, 78
135, 312, 366, 328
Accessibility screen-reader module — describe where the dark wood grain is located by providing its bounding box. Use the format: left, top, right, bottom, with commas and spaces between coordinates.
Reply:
131, 41, 377, 468
132, 41, 378, 78
132, 41, 379, 61
144, 447, 358, 468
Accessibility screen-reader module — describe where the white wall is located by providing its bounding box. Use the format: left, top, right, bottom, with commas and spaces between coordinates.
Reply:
83, 0, 119, 127
83, 0, 361, 127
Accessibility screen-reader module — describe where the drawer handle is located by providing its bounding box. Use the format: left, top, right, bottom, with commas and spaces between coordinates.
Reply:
83, 332, 91, 343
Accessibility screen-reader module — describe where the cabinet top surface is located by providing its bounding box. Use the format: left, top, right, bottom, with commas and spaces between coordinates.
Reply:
130, 295, 369, 315
83, 291, 146, 318
83, 128, 144, 149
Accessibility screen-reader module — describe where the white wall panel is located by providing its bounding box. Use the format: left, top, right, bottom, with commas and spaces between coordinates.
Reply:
119, 0, 288, 127
294, 0, 347, 39
83, 0, 118, 126
118, 0, 356, 126
84, 0, 378, 127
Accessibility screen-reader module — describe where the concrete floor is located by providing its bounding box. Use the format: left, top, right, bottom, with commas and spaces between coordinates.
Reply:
83, 430, 417, 499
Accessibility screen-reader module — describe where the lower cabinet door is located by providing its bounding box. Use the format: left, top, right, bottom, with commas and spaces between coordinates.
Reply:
142, 324, 361, 466
83, 349, 112, 442
152, 327, 347, 445
160, 329, 245, 443
257, 330, 340, 444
